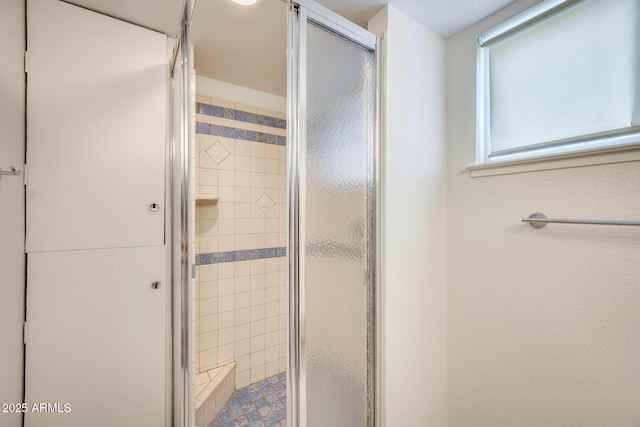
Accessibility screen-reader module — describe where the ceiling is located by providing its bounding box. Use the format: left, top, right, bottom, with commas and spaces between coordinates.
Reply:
65, 0, 517, 96
64, 0, 186, 37
191, 0, 289, 98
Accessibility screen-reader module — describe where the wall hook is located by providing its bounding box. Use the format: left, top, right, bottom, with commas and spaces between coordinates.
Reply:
0, 166, 22, 176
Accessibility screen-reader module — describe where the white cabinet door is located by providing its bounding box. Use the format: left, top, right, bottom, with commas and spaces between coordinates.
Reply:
24, 2, 169, 426
24, 247, 166, 427
26, 0, 167, 253
0, 1, 26, 426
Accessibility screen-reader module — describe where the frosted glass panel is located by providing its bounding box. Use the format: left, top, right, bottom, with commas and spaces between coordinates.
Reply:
304, 21, 373, 427
489, 0, 637, 152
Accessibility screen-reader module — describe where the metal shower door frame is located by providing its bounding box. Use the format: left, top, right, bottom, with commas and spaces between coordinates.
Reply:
286, 1, 383, 425
170, 1, 194, 425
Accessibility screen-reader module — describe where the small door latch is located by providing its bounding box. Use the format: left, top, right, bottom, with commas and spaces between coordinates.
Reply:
151, 281, 161, 290
149, 203, 160, 212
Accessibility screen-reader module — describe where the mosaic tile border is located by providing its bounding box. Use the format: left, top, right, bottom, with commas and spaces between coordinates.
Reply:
197, 103, 287, 130
196, 122, 286, 147
197, 247, 286, 265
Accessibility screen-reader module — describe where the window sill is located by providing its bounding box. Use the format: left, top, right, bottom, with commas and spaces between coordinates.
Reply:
467, 143, 640, 177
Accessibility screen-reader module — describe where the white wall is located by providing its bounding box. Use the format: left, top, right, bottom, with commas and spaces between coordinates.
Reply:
0, 1, 25, 426
195, 76, 285, 113
369, 6, 448, 426
446, 1, 640, 426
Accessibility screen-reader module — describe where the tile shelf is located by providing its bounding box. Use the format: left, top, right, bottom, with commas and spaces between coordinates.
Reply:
195, 194, 219, 205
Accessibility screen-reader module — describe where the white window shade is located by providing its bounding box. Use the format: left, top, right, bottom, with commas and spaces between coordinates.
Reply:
478, 0, 639, 161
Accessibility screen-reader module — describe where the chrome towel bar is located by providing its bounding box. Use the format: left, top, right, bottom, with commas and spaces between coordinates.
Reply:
0, 166, 22, 176
523, 212, 640, 228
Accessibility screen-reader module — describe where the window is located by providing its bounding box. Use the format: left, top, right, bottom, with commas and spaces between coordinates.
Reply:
476, 0, 639, 164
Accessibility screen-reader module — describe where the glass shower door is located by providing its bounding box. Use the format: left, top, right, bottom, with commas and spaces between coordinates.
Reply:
288, 1, 379, 426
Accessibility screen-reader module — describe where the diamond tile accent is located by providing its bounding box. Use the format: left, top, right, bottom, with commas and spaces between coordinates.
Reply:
255, 193, 275, 214
206, 142, 230, 165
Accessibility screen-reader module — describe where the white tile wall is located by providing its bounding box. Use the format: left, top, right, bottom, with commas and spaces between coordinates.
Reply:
194, 362, 236, 427
195, 95, 287, 390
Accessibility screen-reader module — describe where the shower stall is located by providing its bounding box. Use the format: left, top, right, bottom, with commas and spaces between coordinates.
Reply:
173, 0, 382, 426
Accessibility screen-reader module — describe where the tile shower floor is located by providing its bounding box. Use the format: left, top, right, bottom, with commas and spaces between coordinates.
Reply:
209, 372, 287, 427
